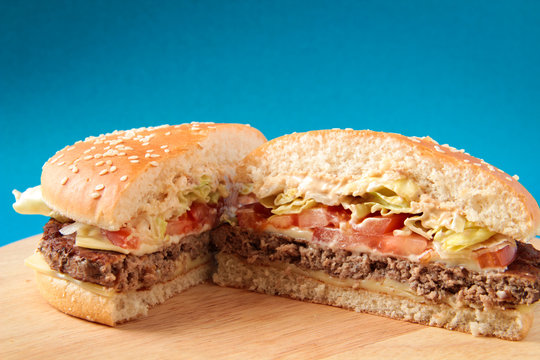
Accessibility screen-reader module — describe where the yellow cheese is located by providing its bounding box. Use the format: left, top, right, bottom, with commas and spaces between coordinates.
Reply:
269, 260, 423, 302
25, 252, 116, 297
25, 252, 213, 298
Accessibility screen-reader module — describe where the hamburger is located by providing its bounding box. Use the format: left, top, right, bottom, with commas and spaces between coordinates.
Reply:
13, 122, 266, 325
212, 129, 540, 340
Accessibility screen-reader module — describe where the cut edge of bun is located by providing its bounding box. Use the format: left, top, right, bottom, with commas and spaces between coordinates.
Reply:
213, 252, 533, 341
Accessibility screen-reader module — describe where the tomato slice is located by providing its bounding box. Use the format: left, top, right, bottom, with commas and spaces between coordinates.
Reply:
237, 204, 271, 230
190, 202, 217, 224
312, 227, 349, 246
378, 234, 428, 256
102, 228, 140, 249
475, 245, 517, 269
313, 227, 428, 256
267, 214, 298, 229
166, 202, 217, 236
351, 214, 408, 235
166, 213, 197, 235
297, 208, 331, 228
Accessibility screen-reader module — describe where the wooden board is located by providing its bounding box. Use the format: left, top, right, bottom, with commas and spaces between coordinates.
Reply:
1, 235, 539, 360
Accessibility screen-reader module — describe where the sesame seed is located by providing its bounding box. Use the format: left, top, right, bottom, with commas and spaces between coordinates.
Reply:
146, 149, 154, 153
120, 175, 128, 181
164, 149, 170, 153
150, 161, 159, 167
109, 165, 117, 172
513, 175, 520, 180
94, 154, 102, 159
160, 145, 168, 149
83, 148, 92, 154
128, 155, 138, 160
84, 155, 93, 160
142, 142, 149, 146
410, 137, 421, 143
61, 176, 68, 185
463, 159, 470, 163
99, 169, 108, 175
118, 152, 126, 156
57, 161, 65, 166
90, 192, 101, 199
130, 159, 139, 163
165, 132, 171, 136
95, 160, 105, 166
150, 154, 160, 158
104, 146, 110, 150
473, 162, 481, 166
497, 168, 505, 173
145, 153, 150, 158
434, 145, 444, 153
72, 167, 79, 173
95, 184, 105, 191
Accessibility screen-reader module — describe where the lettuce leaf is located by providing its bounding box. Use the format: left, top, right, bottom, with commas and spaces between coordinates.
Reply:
261, 188, 317, 215
434, 227, 495, 252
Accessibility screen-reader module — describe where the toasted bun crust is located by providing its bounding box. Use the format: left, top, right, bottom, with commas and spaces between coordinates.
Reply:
239, 130, 540, 241
213, 252, 534, 341
34, 262, 214, 326
41, 123, 266, 230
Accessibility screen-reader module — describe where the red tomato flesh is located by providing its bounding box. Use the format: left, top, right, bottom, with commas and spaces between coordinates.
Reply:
166, 202, 217, 236
236, 204, 271, 230
377, 234, 428, 256
166, 213, 197, 235
475, 245, 517, 269
351, 214, 408, 235
267, 214, 297, 229
297, 208, 331, 228
103, 228, 140, 249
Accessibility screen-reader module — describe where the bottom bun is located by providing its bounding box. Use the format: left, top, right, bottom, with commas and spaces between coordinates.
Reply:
34, 262, 214, 326
213, 252, 534, 341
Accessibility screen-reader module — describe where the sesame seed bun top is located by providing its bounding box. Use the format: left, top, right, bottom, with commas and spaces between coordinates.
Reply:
41, 123, 266, 230
239, 129, 540, 241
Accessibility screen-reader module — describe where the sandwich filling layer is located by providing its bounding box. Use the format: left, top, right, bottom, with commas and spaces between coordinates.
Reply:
38, 218, 213, 292
212, 225, 540, 310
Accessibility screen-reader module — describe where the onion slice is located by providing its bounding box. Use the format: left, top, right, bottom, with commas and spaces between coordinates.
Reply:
59, 222, 83, 236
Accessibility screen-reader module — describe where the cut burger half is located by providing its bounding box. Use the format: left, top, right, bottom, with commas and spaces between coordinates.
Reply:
212, 129, 540, 340
13, 122, 266, 325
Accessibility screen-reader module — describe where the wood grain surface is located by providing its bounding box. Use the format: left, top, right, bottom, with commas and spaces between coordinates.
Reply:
1, 235, 539, 360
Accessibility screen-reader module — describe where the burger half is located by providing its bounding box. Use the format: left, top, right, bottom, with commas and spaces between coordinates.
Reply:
13, 123, 266, 325
212, 129, 540, 340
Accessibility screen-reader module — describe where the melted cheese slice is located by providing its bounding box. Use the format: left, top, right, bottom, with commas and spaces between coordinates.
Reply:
25, 252, 213, 298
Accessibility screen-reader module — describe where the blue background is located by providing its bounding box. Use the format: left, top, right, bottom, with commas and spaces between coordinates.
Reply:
1, 0, 539, 246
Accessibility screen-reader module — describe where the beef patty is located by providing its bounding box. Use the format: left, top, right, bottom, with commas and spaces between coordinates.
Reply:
212, 225, 540, 309
39, 219, 212, 292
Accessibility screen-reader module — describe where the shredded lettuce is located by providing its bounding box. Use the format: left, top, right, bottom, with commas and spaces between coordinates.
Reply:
434, 227, 495, 252
176, 175, 225, 216
261, 188, 317, 215
258, 178, 497, 254
239, 183, 253, 195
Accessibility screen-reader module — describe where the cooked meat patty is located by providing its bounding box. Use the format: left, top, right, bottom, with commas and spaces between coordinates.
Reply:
212, 225, 540, 309
39, 219, 212, 292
